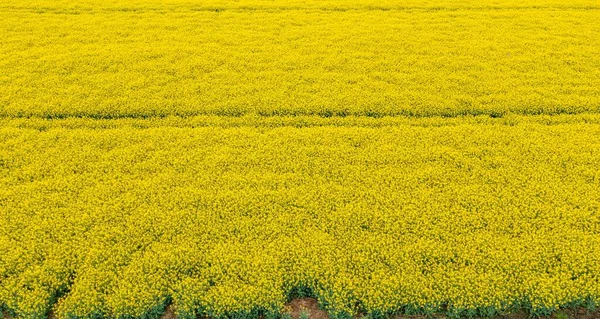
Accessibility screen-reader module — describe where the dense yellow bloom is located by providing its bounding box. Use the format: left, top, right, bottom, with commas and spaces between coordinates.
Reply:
1, 116, 600, 319
1, 0, 600, 318
1, 0, 599, 118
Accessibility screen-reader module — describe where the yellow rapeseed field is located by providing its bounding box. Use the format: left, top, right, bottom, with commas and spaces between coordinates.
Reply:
1, 0, 599, 118
1, 1, 600, 319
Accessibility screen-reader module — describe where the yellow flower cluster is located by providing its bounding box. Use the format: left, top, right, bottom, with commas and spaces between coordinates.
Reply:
1, 0, 600, 318
0, 0, 599, 119
1, 116, 600, 319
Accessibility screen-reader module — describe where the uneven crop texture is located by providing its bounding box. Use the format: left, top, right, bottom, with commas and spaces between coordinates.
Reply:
1, 0, 600, 319
1, 116, 600, 319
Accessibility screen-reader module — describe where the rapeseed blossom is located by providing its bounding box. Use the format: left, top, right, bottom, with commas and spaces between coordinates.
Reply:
1, 0, 599, 317
1, 116, 600, 319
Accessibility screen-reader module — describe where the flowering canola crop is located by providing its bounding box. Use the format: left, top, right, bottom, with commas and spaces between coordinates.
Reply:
1, 0, 599, 118
2, 116, 600, 319
1, 1, 600, 319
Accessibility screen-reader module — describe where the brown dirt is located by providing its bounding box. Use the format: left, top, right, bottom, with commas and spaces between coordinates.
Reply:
389, 308, 600, 319
286, 298, 330, 319
549, 308, 600, 319
494, 310, 528, 319
161, 305, 177, 319
282, 303, 600, 319
3, 302, 599, 319
487, 308, 600, 319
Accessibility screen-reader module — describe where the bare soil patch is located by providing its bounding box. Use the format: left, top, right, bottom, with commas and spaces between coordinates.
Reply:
160, 305, 177, 319
2, 302, 598, 319
549, 308, 600, 319
389, 308, 600, 319
286, 298, 329, 319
